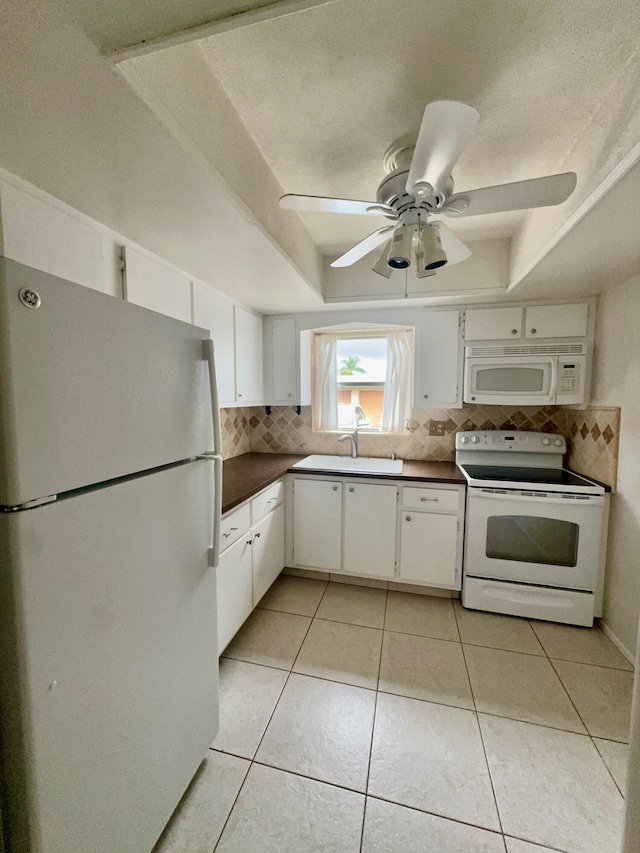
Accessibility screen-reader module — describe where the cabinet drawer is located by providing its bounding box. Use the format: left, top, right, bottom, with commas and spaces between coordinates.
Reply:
402, 487, 460, 513
251, 480, 284, 524
220, 504, 251, 552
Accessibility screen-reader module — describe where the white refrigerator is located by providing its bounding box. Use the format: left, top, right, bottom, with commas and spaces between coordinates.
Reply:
0, 258, 223, 852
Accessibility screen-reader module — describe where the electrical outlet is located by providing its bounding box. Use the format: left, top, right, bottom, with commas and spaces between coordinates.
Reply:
429, 420, 446, 437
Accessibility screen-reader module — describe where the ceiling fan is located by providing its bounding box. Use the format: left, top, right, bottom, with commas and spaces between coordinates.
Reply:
279, 101, 577, 278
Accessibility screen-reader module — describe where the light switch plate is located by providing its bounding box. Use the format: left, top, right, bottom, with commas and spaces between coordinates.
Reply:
429, 420, 446, 437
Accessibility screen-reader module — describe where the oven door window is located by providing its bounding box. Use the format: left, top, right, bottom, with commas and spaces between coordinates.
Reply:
486, 515, 579, 567
475, 366, 547, 393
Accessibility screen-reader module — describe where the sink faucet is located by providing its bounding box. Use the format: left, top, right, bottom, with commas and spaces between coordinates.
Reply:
337, 428, 360, 458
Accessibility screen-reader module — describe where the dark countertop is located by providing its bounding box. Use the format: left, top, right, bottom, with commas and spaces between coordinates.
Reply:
222, 453, 465, 514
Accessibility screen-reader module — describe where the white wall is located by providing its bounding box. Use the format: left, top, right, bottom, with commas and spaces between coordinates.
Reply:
0, 0, 319, 314
592, 273, 640, 657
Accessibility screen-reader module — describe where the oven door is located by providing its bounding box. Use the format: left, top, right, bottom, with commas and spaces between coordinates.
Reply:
464, 355, 556, 405
465, 488, 604, 590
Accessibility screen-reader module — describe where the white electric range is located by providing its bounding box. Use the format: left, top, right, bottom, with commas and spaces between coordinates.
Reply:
456, 430, 608, 627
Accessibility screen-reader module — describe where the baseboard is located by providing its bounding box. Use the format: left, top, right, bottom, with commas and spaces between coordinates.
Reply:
600, 619, 637, 667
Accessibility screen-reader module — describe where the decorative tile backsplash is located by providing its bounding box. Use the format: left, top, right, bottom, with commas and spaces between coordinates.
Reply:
565, 406, 620, 490
220, 403, 621, 490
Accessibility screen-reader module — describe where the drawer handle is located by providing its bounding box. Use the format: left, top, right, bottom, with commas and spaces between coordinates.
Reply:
222, 527, 239, 538
332, 485, 338, 491
349, 487, 354, 493
420, 497, 438, 502
266, 497, 276, 505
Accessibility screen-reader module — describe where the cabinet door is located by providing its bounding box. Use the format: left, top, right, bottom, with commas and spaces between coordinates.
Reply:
252, 504, 285, 605
293, 479, 342, 571
272, 318, 297, 403
464, 307, 522, 341
234, 306, 264, 404
192, 281, 236, 405
122, 246, 191, 322
400, 512, 459, 588
344, 483, 397, 578
216, 534, 253, 653
524, 303, 588, 339
416, 310, 462, 408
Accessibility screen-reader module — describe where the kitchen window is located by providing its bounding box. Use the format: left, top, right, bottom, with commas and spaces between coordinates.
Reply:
312, 327, 414, 433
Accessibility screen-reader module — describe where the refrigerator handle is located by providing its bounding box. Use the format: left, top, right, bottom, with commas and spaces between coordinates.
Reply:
209, 455, 223, 568
203, 338, 222, 455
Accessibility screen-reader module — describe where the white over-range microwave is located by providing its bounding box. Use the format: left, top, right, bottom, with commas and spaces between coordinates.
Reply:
463, 344, 588, 406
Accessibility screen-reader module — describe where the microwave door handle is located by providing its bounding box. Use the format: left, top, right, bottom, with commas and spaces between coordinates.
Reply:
548, 357, 558, 402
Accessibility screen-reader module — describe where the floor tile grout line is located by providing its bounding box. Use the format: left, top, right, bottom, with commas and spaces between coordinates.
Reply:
212, 590, 328, 853
546, 655, 628, 799
220, 658, 626, 740
359, 587, 388, 853
503, 832, 568, 852
363, 791, 509, 840
454, 602, 505, 836
211, 750, 252, 853
248, 587, 324, 766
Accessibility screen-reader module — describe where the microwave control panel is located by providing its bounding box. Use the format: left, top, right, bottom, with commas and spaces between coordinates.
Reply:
558, 361, 581, 394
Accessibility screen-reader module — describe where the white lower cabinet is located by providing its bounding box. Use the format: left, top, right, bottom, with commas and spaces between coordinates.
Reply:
216, 534, 253, 654
400, 512, 459, 586
343, 482, 397, 578
398, 485, 464, 589
216, 481, 285, 654
293, 478, 342, 571
252, 504, 285, 604
290, 475, 465, 588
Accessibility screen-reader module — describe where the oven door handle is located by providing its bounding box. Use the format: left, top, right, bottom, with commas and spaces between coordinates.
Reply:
548, 356, 558, 403
468, 488, 603, 506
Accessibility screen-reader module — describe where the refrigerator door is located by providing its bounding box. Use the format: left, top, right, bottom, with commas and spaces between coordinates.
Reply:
0, 258, 214, 506
0, 460, 218, 853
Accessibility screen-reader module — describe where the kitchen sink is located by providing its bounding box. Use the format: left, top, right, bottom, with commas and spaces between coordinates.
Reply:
291, 455, 403, 475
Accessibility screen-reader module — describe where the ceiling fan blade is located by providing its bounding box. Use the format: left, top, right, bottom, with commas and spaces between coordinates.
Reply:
406, 101, 480, 197
279, 194, 393, 216
330, 226, 395, 268
441, 172, 577, 218
433, 222, 472, 266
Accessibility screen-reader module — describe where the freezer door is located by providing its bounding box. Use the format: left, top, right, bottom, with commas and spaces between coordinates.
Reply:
0, 460, 218, 853
0, 258, 214, 506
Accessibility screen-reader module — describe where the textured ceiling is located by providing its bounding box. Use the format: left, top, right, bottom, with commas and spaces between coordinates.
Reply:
198, 0, 639, 255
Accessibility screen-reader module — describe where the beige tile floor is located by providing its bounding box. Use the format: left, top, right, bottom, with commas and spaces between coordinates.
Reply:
154, 577, 633, 853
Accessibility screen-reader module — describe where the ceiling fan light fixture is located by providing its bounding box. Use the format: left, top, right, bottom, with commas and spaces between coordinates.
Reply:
421, 223, 447, 270
387, 225, 412, 269
372, 240, 393, 278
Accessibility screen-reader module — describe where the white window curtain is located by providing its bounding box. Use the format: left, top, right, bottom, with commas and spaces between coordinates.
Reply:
381, 329, 414, 433
313, 333, 339, 430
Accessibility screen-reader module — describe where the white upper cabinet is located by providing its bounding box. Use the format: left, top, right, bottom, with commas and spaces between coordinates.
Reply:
122, 246, 191, 323
271, 317, 297, 404
524, 303, 589, 339
464, 306, 523, 341
0, 179, 104, 291
234, 306, 264, 405
192, 281, 236, 406
415, 310, 462, 408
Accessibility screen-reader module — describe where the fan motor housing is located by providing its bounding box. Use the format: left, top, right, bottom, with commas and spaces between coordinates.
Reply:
376, 168, 452, 215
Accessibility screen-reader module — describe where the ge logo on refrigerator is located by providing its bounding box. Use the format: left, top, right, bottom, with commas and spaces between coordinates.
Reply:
19, 288, 41, 308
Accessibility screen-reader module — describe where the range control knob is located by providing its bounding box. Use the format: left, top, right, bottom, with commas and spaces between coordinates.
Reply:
459, 436, 469, 444
542, 437, 551, 446
553, 438, 563, 447
470, 435, 480, 444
